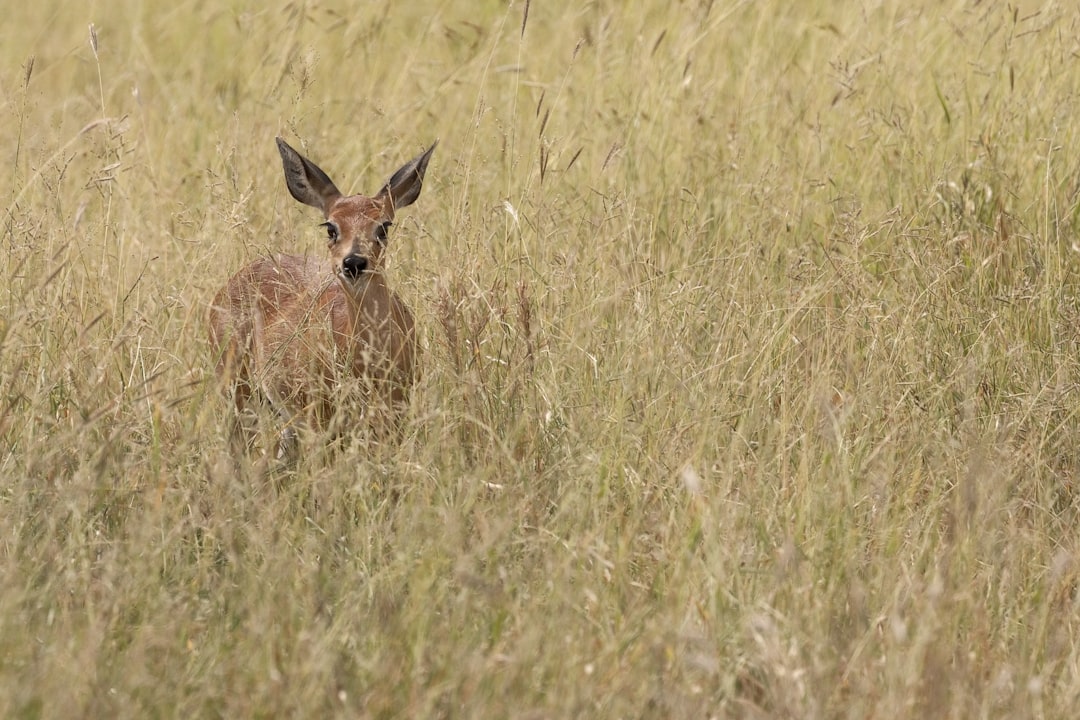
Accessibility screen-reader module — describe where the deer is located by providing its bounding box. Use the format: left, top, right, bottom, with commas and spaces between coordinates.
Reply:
208, 137, 436, 459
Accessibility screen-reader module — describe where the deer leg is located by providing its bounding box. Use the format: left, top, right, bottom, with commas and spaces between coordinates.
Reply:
253, 380, 303, 464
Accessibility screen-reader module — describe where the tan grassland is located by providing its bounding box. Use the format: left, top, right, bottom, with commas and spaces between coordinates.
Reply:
2, 1, 1080, 717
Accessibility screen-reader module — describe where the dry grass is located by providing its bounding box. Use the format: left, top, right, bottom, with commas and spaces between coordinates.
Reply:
3, 0, 1080, 717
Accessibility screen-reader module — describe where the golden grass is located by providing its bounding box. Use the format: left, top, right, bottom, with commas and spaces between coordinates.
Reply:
3, 0, 1080, 716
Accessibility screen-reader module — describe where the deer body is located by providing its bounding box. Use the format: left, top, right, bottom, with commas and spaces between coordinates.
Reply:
209, 138, 435, 453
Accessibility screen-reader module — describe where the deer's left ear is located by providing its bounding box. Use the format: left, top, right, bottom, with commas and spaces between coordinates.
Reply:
277, 137, 342, 214
378, 142, 437, 212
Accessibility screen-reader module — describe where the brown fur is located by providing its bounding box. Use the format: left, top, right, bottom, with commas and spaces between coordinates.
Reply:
208, 138, 435, 452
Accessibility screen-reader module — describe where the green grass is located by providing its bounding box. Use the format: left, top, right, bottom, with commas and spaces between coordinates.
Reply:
3, 0, 1080, 716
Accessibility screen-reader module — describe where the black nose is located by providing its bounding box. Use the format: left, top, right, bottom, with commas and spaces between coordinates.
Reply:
342, 255, 368, 278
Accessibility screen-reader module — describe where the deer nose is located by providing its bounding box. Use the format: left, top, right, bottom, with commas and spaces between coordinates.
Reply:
342, 254, 368, 278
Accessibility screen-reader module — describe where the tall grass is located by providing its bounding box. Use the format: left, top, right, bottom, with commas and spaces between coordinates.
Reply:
3, 0, 1080, 716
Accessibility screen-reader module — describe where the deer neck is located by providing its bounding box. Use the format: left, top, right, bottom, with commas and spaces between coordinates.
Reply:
334, 273, 394, 325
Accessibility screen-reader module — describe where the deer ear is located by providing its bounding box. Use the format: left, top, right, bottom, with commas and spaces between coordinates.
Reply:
379, 142, 437, 212
276, 137, 342, 213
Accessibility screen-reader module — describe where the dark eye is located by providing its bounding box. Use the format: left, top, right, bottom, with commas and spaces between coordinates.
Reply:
322, 222, 340, 245
374, 222, 391, 244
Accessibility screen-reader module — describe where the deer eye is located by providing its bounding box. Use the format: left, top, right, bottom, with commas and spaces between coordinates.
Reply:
374, 221, 391, 244
321, 222, 340, 245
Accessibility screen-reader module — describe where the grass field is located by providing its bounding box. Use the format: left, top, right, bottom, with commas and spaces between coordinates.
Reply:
3, 0, 1080, 716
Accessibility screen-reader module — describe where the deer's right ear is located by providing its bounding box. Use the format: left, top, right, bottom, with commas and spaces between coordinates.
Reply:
379, 141, 437, 212
276, 137, 342, 214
